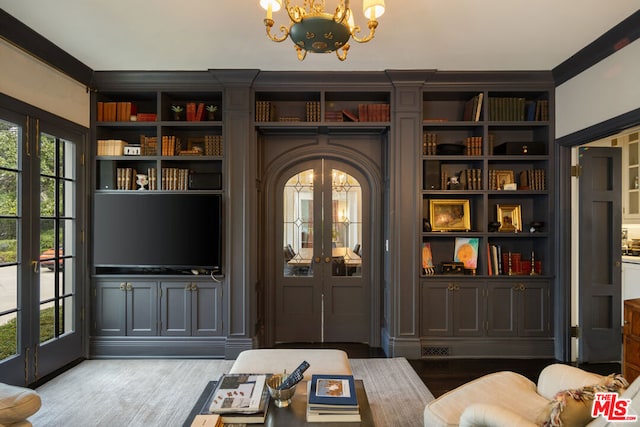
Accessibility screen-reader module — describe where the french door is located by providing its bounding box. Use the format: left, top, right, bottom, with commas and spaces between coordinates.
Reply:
0, 101, 85, 385
275, 158, 370, 343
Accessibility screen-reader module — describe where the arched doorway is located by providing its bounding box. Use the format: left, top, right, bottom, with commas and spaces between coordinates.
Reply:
261, 135, 382, 346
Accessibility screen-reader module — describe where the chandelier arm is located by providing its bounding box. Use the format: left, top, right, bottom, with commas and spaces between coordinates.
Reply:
350, 19, 378, 43
295, 45, 308, 61
284, 0, 304, 23
333, 0, 349, 24
264, 19, 291, 42
335, 43, 350, 61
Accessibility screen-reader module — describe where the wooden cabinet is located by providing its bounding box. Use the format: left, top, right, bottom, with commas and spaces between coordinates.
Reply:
93, 280, 158, 336
160, 281, 223, 337
624, 299, 640, 384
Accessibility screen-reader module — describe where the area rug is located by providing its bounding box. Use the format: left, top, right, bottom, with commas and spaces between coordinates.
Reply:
29, 357, 433, 426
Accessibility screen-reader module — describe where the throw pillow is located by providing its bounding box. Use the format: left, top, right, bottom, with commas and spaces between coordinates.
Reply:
540, 374, 628, 427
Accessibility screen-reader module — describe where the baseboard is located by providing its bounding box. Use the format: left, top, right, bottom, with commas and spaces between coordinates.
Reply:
90, 337, 228, 358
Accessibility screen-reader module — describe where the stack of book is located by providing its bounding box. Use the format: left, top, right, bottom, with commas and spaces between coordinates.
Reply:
306, 374, 361, 422
205, 373, 270, 424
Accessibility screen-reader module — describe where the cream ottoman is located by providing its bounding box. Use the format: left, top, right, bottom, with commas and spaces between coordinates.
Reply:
229, 349, 352, 381
0, 383, 41, 427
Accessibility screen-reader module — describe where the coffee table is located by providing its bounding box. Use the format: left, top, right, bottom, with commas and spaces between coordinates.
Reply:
184, 379, 374, 426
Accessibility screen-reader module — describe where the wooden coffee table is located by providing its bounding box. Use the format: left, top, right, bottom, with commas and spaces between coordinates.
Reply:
184, 379, 375, 426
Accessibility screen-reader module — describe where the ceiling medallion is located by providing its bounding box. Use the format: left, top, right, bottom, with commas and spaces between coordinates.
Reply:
259, 0, 385, 61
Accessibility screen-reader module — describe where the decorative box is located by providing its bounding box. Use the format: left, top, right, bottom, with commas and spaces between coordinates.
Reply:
440, 262, 465, 275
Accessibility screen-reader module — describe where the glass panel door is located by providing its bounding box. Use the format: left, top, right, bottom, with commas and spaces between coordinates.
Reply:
330, 169, 362, 277
0, 103, 85, 385
0, 118, 21, 370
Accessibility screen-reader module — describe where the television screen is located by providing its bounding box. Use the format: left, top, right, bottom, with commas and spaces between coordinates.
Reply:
93, 193, 222, 271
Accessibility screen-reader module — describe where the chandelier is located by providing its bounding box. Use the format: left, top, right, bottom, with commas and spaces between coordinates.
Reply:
259, 0, 385, 61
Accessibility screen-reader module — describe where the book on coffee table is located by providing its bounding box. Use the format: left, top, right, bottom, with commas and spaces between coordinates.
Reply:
208, 373, 267, 414
306, 374, 361, 422
200, 377, 270, 424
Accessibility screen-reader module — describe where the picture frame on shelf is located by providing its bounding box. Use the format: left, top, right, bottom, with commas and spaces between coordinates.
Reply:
494, 170, 514, 190
429, 199, 471, 231
497, 204, 522, 232
453, 237, 479, 272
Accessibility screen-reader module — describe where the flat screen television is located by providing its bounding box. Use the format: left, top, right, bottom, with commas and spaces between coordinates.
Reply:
93, 193, 222, 272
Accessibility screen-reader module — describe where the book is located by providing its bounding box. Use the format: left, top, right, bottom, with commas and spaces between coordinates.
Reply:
199, 379, 270, 425
208, 373, 267, 414
305, 381, 361, 422
190, 414, 221, 427
308, 374, 358, 408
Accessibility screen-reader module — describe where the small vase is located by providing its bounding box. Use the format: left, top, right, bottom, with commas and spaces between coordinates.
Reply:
207, 111, 216, 121
173, 112, 183, 121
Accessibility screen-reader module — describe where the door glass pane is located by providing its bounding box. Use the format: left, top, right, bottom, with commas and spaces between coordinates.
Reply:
283, 169, 314, 277
331, 169, 362, 277
39, 133, 76, 342
0, 119, 21, 360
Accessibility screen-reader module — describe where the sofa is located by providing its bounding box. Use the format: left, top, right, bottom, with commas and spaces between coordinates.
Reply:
0, 383, 41, 427
424, 363, 639, 427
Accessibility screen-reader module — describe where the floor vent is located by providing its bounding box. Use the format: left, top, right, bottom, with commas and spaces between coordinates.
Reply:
422, 346, 450, 357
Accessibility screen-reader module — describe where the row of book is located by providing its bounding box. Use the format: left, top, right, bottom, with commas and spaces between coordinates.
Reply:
487, 246, 542, 276
97, 139, 127, 156
423, 135, 485, 157
487, 169, 546, 190
463, 93, 483, 121
254, 100, 390, 122
487, 97, 549, 122
97, 101, 137, 122
161, 168, 190, 191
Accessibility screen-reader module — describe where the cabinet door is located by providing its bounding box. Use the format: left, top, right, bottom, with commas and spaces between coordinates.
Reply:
160, 282, 191, 336
452, 283, 484, 337
487, 282, 517, 337
421, 282, 453, 336
191, 283, 223, 336
126, 281, 158, 336
93, 281, 127, 336
518, 281, 550, 336
421, 281, 483, 337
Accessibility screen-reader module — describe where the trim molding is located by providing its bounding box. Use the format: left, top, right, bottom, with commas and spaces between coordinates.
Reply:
555, 107, 640, 147
553, 10, 640, 86
0, 9, 93, 86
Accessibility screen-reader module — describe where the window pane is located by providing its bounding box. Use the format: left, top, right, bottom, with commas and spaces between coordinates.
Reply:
283, 169, 314, 277
0, 219, 18, 264
0, 171, 18, 217
0, 312, 18, 360
0, 119, 19, 170
331, 169, 362, 277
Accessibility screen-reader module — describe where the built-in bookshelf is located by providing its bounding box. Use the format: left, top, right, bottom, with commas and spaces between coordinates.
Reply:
95, 91, 223, 192
419, 88, 554, 352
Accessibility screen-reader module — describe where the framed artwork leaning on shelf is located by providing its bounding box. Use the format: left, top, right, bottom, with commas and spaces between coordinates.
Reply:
429, 199, 471, 231
497, 204, 522, 232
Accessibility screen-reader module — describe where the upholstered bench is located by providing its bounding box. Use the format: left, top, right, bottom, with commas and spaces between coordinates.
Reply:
0, 383, 41, 427
229, 349, 352, 380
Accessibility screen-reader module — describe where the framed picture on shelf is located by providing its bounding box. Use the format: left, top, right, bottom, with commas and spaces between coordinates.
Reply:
494, 170, 514, 190
429, 199, 471, 231
453, 237, 479, 271
497, 204, 522, 232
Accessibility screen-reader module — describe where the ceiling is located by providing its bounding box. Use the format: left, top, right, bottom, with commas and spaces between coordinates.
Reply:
1, 1, 638, 73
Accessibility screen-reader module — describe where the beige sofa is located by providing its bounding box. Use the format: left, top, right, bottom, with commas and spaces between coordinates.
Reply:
424, 364, 639, 427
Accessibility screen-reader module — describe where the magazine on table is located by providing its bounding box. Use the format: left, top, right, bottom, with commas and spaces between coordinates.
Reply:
207, 374, 267, 414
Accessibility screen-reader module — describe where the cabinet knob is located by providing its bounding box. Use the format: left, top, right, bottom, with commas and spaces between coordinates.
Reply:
325, 257, 331, 263
119, 282, 126, 290
126, 283, 132, 291
191, 283, 198, 291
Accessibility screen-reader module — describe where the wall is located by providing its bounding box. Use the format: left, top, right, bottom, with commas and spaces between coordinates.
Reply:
0, 39, 89, 127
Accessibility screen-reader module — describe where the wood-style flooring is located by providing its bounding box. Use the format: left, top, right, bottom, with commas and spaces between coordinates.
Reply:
274, 343, 621, 398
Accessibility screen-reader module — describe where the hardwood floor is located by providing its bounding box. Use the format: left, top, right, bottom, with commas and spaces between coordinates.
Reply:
274, 343, 621, 398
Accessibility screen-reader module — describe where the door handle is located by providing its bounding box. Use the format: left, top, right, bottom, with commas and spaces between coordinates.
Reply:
325, 257, 331, 263
32, 260, 39, 274
314, 257, 321, 263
